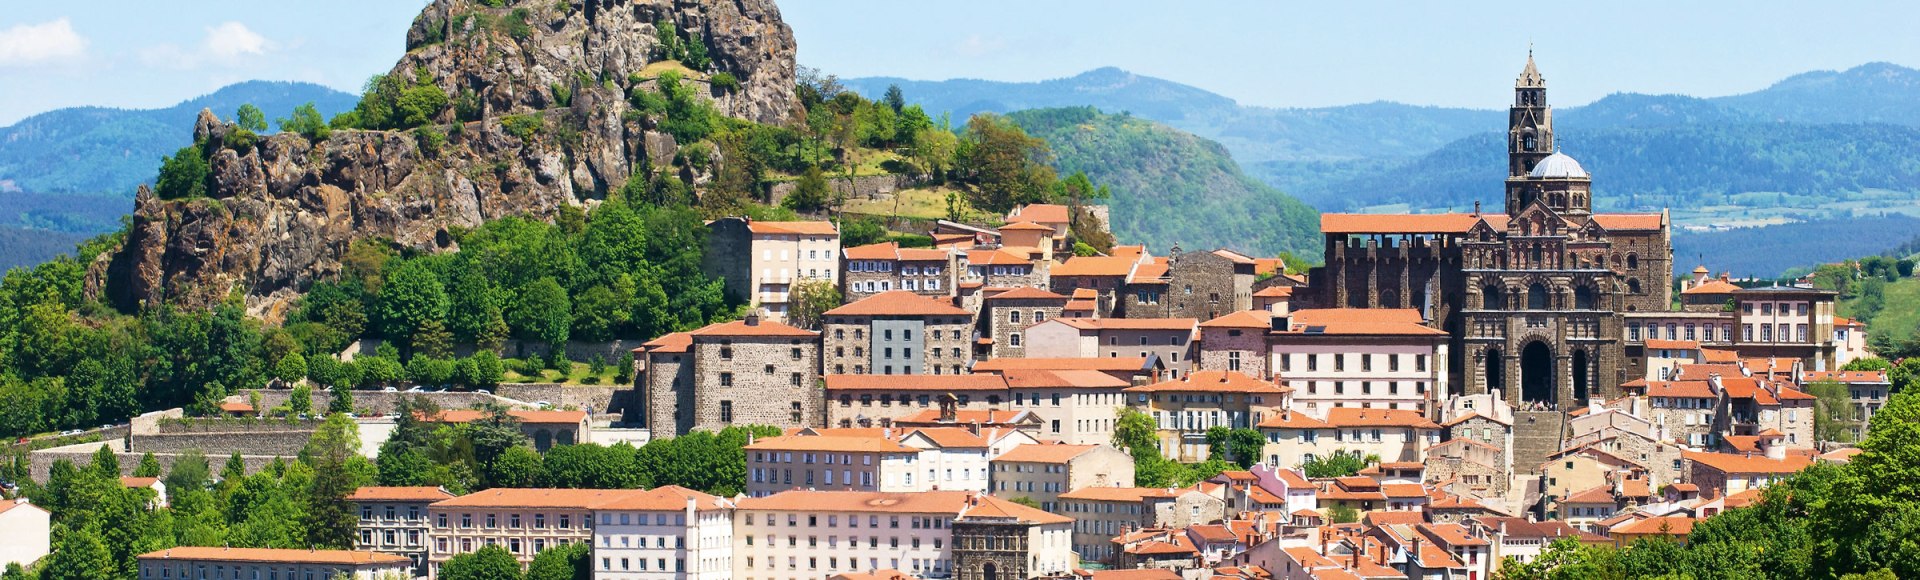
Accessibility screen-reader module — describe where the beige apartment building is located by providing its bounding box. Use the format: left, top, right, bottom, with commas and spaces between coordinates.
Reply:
348, 486, 454, 576
702, 218, 841, 321
841, 242, 957, 301
138, 548, 410, 580
822, 291, 976, 376
731, 490, 1075, 580
746, 431, 921, 497
427, 488, 635, 576
1269, 308, 1449, 417
1123, 371, 1289, 462
1256, 407, 1444, 468
1024, 318, 1200, 378
590, 486, 735, 580
988, 443, 1135, 512
1000, 369, 1134, 445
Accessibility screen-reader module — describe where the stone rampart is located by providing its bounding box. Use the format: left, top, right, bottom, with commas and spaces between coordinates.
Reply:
131, 430, 314, 456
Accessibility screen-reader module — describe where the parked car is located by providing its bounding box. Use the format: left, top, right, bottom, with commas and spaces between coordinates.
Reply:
383, 387, 398, 393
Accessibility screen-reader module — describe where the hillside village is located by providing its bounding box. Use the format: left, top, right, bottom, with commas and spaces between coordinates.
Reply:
5, 51, 1911, 580
6, 1, 1920, 580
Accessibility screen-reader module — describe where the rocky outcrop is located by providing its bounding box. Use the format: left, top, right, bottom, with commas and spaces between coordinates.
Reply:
90, 0, 796, 318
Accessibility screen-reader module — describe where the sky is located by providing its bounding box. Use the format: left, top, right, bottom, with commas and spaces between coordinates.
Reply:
3, 1, 1920, 125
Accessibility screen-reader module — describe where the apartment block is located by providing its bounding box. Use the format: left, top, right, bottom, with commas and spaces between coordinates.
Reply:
823, 291, 975, 376
730, 490, 1074, 580
137, 548, 409, 580
702, 219, 841, 321
348, 486, 454, 576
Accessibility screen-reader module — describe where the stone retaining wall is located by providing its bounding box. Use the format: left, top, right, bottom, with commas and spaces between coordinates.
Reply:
30, 443, 288, 482
339, 339, 648, 364
768, 174, 918, 205
131, 430, 314, 456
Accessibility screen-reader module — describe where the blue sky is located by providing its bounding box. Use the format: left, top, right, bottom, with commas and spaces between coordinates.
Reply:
3, 1, 1919, 125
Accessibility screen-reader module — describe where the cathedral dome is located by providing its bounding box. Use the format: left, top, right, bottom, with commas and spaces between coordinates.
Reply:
1528, 152, 1588, 179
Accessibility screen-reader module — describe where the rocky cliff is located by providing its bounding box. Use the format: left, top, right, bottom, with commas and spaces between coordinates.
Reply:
89, 0, 795, 319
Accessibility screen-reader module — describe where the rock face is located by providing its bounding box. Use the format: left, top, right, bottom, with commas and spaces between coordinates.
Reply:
90, 0, 796, 318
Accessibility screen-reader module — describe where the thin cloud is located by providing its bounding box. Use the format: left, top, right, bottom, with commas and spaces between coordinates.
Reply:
203, 21, 269, 61
954, 33, 1006, 58
0, 18, 89, 67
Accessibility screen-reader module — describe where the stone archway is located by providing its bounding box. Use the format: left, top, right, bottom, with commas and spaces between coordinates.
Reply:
1484, 348, 1505, 395
982, 562, 999, 580
1521, 341, 1555, 406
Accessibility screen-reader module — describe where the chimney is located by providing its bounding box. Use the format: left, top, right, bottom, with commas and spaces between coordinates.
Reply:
745, 311, 761, 326
1271, 314, 1291, 333
1472, 200, 1481, 216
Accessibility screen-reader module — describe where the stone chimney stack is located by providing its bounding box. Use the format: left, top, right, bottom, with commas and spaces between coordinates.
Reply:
745, 310, 761, 326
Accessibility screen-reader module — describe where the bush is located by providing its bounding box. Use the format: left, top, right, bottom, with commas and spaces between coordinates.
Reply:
415, 127, 447, 158
551, 83, 572, 108
502, 115, 543, 140
710, 72, 740, 94
276, 103, 331, 141
155, 143, 211, 200
505, 8, 533, 40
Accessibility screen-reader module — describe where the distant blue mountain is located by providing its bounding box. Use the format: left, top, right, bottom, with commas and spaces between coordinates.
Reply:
0, 80, 358, 199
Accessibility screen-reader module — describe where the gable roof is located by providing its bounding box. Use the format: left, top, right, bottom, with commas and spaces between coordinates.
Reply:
998, 221, 1054, 232
1804, 370, 1889, 384
1325, 407, 1440, 429
984, 287, 1068, 301
972, 357, 1153, 373
1054, 256, 1140, 277
823, 374, 1010, 392
1277, 308, 1445, 336
687, 318, 819, 338
1125, 371, 1288, 394
347, 486, 455, 502
1683, 451, 1813, 475
1201, 310, 1273, 329
1320, 213, 1492, 235
825, 291, 971, 317
1590, 214, 1664, 231
594, 485, 729, 512
746, 221, 839, 235
138, 547, 408, 566
993, 443, 1102, 464
639, 331, 694, 354
1009, 203, 1070, 224
966, 248, 1032, 266
999, 369, 1131, 389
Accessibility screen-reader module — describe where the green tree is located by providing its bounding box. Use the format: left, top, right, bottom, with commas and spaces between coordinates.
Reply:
274, 351, 308, 385
486, 446, 543, 489
440, 545, 523, 580
90, 445, 121, 478
155, 144, 210, 200
955, 113, 1055, 212
1809, 379, 1858, 443
236, 104, 268, 133
288, 384, 313, 416
163, 449, 210, 504
883, 84, 906, 114
379, 259, 450, 344
539, 443, 639, 489
1113, 407, 1158, 455
524, 542, 591, 580
303, 414, 363, 549
782, 165, 832, 212
43, 525, 116, 580
133, 453, 162, 478
413, 319, 456, 360
1845, 357, 1893, 372
613, 352, 634, 384
786, 279, 841, 331
448, 266, 506, 346
1302, 450, 1376, 478
329, 384, 355, 415
839, 218, 887, 248
1326, 503, 1359, 525
509, 277, 571, 347
470, 351, 504, 388
276, 103, 331, 141
1204, 427, 1266, 469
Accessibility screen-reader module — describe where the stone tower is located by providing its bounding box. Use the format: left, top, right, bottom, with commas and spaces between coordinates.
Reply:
1507, 51, 1556, 206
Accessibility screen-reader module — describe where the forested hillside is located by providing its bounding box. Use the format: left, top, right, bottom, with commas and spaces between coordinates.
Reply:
1007, 107, 1321, 257
1674, 215, 1920, 278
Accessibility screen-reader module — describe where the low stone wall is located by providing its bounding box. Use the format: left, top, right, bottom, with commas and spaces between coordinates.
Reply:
241, 389, 505, 416
156, 417, 323, 433
768, 174, 917, 205
30, 442, 289, 482
340, 339, 647, 364
496, 384, 628, 416
131, 430, 314, 456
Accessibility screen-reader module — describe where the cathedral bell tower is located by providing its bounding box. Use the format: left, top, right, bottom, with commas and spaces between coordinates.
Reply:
1509, 51, 1552, 178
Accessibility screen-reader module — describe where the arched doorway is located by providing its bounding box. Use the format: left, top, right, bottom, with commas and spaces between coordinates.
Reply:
1484, 349, 1505, 394
982, 562, 998, 580
1521, 341, 1555, 406
1571, 349, 1590, 403
1527, 283, 1550, 309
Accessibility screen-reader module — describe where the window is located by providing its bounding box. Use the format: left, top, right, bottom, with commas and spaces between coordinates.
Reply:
1009, 311, 1022, 324
1010, 333, 1022, 346
720, 372, 733, 387
720, 401, 734, 423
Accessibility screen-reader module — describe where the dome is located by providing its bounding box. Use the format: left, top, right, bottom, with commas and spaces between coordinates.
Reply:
1528, 152, 1588, 179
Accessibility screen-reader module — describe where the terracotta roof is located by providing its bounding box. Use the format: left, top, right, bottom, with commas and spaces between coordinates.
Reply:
844, 242, 903, 260
1818, 448, 1862, 463
1644, 339, 1699, 350
1612, 515, 1695, 536
1835, 316, 1863, 328
966, 248, 1032, 266
1253, 286, 1293, 298
1701, 349, 1739, 363
1000, 369, 1131, 389
1481, 517, 1592, 540
1325, 407, 1440, 429
1201, 310, 1273, 329
1804, 370, 1889, 384
1258, 410, 1330, 429
1591, 214, 1664, 231
1051, 317, 1197, 331
432, 488, 650, 509
824, 374, 1008, 392
640, 331, 694, 354
1442, 411, 1511, 427
219, 401, 254, 413
984, 287, 1067, 301
1277, 308, 1445, 336
1064, 299, 1097, 311
1061, 487, 1160, 502
120, 476, 161, 488
1009, 203, 1070, 224
905, 427, 990, 449
1722, 488, 1766, 509
594, 485, 729, 512
994, 443, 1102, 464
1253, 259, 1287, 277
1418, 523, 1488, 547
1620, 479, 1651, 498
896, 408, 1035, 425
746, 220, 838, 235
1320, 213, 1494, 235
1127, 260, 1170, 284
1684, 450, 1812, 475
1681, 279, 1742, 295
1774, 386, 1816, 401
1718, 377, 1779, 405
1274, 469, 1313, 488
1054, 256, 1140, 277
1561, 484, 1617, 505
747, 434, 916, 453
1644, 380, 1716, 399
973, 357, 1152, 373
998, 221, 1054, 232
138, 547, 407, 566
0, 498, 47, 515
420, 409, 587, 424
1126, 371, 1289, 394
1084, 571, 1180, 580
897, 248, 950, 261
739, 490, 1069, 524
687, 318, 819, 338
1071, 288, 1099, 299
347, 486, 454, 502
825, 290, 972, 316
1672, 363, 1745, 381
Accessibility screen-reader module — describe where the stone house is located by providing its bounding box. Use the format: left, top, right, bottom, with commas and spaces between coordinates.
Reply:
960, 248, 1047, 290
1124, 371, 1289, 462
822, 291, 976, 376
636, 315, 821, 434
1122, 249, 1255, 320
1803, 369, 1890, 441
823, 374, 1012, 427
1631, 379, 1719, 447
1050, 255, 1149, 316
1196, 310, 1274, 379
1024, 317, 1200, 377
979, 287, 1069, 359
841, 242, 957, 301
1682, 448, 1813, 496
988, 443, 1135, 512
1424, 438, 1511, 499
700, 218, 840, 321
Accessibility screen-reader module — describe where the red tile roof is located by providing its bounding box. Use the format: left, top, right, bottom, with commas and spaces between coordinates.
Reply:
1643, 339, 1699, 350
139, 547, 407, 566
347, 486, 454, 502
1125, 371, 1289, 394
1612, 515, 1695, 536
1253, 286, 1293, 298
998, 221, 1054, 232
999, 369, 1131, 389
433, 488, 647, 509
739, 490, 1069, 524
1644, 380, 1716, 399
1804, 370, 1889, 384
993, 444, 1102, 464
896, 408, 1035, 425
639, 331, 694, 354
1054, 256, 1141, 277
906, 427, 990, 449
984, 287, 1067, 301
687, 318, 819, 338
1009, 203, 1070, 224
966, 248, 1032, 266
972, 357, 1152, 373
1320, 213, 1494, 235
1277, 308, 1445, 336
1590, 214, 1664, 231
823, 374, 1009, 392
844, 241, 904, 260
1051, 317, 1198, 331
1325, 407, 1440, 429
746, 221, 839, 235
1258, 410, 1330, 429
747, 434, 916, 453
594, 486, 729, 512
1683, 451, 1813, 474
1561, 484, 1617, 505
1681, 279, 1742, 295
825, 290, 972, 316
1200, 310, 1273, 329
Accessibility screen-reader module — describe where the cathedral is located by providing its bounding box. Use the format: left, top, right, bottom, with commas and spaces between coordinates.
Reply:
1305, 54, 1673, 411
